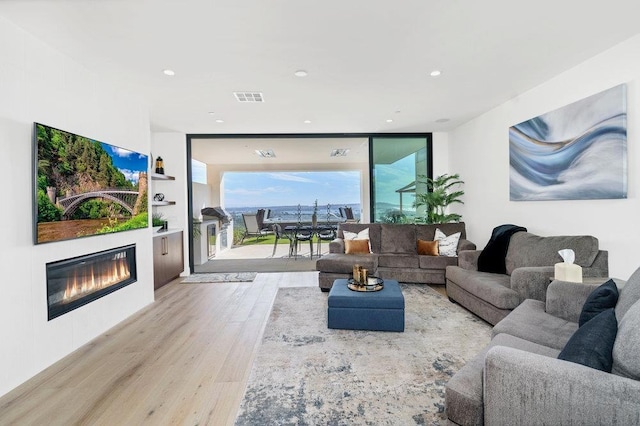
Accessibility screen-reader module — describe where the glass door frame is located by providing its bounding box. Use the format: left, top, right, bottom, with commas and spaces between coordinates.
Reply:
368, 135, 433, 223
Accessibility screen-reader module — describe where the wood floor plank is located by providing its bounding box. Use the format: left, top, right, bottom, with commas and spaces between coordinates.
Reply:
0, 273, 313, 426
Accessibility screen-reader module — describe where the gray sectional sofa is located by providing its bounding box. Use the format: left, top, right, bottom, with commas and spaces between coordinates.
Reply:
445, 269, 640, 425
445, 232, 609, 325
316, 222, 475, 291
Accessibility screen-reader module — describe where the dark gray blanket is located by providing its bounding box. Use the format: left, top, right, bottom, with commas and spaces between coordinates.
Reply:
477, 224, 527, 274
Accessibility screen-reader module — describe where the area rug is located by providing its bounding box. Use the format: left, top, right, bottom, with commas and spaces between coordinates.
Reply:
181, 272, 257, 283
235, 284, 492, 425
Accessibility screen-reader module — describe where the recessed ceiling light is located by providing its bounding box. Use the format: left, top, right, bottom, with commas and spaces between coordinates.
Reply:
435, 118, 450, 123
163, 69, 175, 76
215, 119, 224, 123
208, 111, 215, 115
255, 149, 276, 158
303, 120, 311, 124
386, 119, 393, 123
430, 70, 441, 77
294, 70, 308, 77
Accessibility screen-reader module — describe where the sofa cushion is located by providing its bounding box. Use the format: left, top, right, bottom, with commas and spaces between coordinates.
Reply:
579, 279, 619, 327
615, 266, 640, 320
612, 300, 640, 380
435, 228, 461, 257
416, 222, 467, 241
445, 333, 559, 426
377, 254, 419, 269
445, 266, 518, 310
344, 239, 370, 254
492, 299, 578, 350
417, 239, 438, 256
380, 224, 416, 254
315, 253, 377, 274
419, 255, 458, 270
339, 223, 382, 253
505, 233, 599, 275
558, 308, 617, 372
343, 228, 371, 253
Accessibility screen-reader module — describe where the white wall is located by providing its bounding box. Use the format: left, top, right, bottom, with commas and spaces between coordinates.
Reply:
449, 34, 640, 279
0, 17, 154, 397
151, 132, 189, 275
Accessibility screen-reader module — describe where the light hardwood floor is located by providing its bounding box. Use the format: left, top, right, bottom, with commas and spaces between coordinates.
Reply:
0, 272, 319, 426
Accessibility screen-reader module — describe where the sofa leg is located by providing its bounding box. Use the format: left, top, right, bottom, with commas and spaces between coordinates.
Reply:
448, 296, 457, 304
320, 287, 330, 293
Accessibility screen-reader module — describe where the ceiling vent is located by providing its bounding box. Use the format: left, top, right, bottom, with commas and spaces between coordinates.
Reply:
234, 92, 264, 102
255, 149, 276, 158
330, 148, 350, 157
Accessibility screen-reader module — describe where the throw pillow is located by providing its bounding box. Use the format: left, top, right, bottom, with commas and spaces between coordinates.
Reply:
434, 228, 461, 257
579, 279, 619, 327
558, 308, 618, 372
343, 228, 371, 252
345, 239, 371, 254
417, 239, 439, 256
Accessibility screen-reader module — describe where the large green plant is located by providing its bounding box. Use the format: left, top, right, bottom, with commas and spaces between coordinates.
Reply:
413, 173, 465, 224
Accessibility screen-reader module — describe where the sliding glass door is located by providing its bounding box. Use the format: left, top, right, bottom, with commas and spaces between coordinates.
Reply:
370, 136, 432, 223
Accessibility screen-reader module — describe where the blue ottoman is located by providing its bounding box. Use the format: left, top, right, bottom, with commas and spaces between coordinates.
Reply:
327, 279, 405, 332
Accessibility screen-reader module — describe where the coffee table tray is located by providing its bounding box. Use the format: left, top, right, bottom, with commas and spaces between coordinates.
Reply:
347, 277, 384, 292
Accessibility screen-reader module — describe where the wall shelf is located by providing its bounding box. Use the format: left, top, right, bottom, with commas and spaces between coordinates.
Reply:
152, 201, 176, 206
151, 172, 175, 181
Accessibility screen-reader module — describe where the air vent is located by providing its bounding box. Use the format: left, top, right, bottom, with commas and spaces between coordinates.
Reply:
234, 92, 264, 102
330, 148, 350, 157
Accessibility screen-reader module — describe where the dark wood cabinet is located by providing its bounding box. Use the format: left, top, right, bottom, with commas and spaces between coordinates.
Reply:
153, 231, 184, 290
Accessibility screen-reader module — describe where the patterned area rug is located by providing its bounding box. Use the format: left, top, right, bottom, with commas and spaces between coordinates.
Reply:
181, 272, 257, 283
235, 284, 491, 425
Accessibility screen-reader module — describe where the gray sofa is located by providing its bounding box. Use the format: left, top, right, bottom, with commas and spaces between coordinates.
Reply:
445, 268, 640, 425
445, 232, 609, 325
316, 222, 475, 291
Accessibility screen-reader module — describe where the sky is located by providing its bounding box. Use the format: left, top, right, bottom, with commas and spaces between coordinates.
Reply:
224, 171, 361, 208
102, 143, 149, 184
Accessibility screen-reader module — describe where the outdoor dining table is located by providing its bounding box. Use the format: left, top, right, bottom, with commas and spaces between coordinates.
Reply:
284, 224, 338, 258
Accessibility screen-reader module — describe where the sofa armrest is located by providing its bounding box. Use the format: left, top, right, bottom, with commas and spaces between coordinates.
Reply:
484, 346, 640, 426
509, 266, 554, 302
545, 279, 604, 322
457, 238, 476, 252
457, 250, 481, 270
329, 238, 345, 254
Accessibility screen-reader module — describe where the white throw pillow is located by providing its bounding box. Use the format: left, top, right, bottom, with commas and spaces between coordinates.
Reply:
343, 228, 371, 252
435, 228, 461, 257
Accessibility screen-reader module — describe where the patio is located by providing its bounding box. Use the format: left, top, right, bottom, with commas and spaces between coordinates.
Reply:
193, 236, 326, 273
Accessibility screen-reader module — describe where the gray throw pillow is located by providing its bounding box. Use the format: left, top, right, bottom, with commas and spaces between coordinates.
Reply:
558, 308, 617, 372
579, 279, 619, 327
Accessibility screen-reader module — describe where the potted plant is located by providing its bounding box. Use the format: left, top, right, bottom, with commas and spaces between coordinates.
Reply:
152, 212, 166, 232
413, 173, 465, 224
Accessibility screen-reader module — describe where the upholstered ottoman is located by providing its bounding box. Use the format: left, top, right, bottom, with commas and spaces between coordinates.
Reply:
327, 279, 405, 332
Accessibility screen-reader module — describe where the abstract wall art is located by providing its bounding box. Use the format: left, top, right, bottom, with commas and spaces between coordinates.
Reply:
509, 84, 627, 201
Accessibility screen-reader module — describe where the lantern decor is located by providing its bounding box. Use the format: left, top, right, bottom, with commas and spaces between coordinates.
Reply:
155, 156, 165, 174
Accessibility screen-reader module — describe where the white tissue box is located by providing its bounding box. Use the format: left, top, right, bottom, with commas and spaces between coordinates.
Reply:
554, 263, 583, 283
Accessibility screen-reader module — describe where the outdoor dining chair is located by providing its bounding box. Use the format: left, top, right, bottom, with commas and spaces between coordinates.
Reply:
271, 223, 294, 257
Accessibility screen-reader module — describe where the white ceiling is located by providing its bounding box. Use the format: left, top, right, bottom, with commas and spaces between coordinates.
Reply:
1, 1, 639, 135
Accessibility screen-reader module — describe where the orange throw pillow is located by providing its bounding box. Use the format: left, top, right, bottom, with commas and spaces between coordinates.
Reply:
345, 239, 371, 254
417, 239, 439, 256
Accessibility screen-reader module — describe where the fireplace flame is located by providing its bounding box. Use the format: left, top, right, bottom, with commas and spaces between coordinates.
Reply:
62, 257, 131, 303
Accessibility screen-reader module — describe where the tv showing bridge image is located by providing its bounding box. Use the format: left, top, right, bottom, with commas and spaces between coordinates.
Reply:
34, 123, 149, 244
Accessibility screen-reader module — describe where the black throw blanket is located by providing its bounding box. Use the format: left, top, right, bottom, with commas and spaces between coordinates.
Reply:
477, 224, 527, 274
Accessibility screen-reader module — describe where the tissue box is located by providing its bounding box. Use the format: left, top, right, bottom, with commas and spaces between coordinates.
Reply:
554, 263, 583, 283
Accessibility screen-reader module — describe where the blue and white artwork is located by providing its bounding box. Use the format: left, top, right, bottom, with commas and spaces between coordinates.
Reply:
509, 84, 627, 201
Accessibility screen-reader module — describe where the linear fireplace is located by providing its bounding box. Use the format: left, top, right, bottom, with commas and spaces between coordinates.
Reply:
46, 245, 137, 320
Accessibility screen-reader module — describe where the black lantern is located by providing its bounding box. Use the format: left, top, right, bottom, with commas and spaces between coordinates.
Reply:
155, 156, 164, 174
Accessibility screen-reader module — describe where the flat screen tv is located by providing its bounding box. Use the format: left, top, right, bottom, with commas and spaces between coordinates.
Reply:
34, 123, 149, 244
